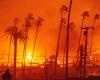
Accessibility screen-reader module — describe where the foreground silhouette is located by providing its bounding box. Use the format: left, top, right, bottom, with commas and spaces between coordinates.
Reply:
1, 69, 12, 80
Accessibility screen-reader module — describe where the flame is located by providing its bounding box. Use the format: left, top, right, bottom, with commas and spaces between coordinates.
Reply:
25, 51, 44, 65
57, 60, 61, 64
27, 52, 32, 62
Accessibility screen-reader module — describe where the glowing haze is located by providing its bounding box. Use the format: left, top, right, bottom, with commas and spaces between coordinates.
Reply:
0, 0, 100, 66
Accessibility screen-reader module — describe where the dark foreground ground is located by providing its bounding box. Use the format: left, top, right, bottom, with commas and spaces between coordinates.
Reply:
68, 76, 100, 80
0, 65, 100, 80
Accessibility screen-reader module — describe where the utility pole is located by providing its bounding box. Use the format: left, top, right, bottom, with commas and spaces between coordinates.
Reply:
81, 27, 94, 80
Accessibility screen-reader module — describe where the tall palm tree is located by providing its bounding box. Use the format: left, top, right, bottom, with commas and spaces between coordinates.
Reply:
54, 4, 67, 79
77, 11, 89, 77
78, 44, 84, 78
22, 13, 33, 66
90, 14, 99, 56
62, 22, 74, 67
30, 17, 44, 70
65, 0, 73, 80
7, 18, 19, 67
78, 11, 89, 50
5, 18, 26, 80
22, 13, 33, 79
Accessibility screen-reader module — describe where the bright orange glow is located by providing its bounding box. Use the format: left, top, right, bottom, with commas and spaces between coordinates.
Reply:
27, 52, 32, 62
90, 56, 93, 61
0, 0, 100, 68
32, 57, 44, 64
57, 60, 61, 64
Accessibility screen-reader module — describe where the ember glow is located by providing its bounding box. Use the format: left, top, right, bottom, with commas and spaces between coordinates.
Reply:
27, 52, 32, 62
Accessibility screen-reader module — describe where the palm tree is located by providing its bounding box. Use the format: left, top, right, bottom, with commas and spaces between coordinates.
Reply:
78, 11, 89, 49
22, 13, 33, 66
62, 22, 74, 67
65, 0, 73, 80
22, 13, 33, 79
54, 5, 67, 80
5, 17, 26, 80
78, 45, 84, 78
77, 11, 89, 77
7, 18, 19, 67
30, 17, 44, 70
90, 14, 99, 56
52, 4, 68, 80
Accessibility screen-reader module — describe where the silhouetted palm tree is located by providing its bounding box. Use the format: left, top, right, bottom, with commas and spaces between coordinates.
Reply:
7, 18, 19, 67
77, 11, 90, 67
22, 13, 33, 66
78, 11, 89, 48
62, 22, 74, 68
90, 14, 99, 56
65, 0, 73, 80
5, 18, 26, 80
30, 17, 44, 70
78, 45, 84, 78
22, 13, 33, 80
54, 5, 67, 79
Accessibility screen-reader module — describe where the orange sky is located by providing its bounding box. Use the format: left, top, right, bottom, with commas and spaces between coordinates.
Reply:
0, 0, 100, 64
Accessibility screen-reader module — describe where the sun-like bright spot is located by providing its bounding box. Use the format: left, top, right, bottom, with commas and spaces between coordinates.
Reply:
57, 60, 61, 64
90, 56, 93, 61
27, 52, 32, 62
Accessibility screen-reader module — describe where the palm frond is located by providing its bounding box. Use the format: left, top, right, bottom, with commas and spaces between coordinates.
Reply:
69, 22, 75, 30
36, 17, 44, 26
5, 26, 17, 37
61, 18, 66, 24
5, 25, 26, 43
27, 13, 34, 20
82, 11, 90, 17
94, 14, 99, 20
17, 30, 28, 42
62, 5, 68, 12
24, 13, 34, 29
60, 5, 68, 14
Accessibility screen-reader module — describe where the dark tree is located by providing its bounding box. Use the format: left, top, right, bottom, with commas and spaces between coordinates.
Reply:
5, 18, 26, 80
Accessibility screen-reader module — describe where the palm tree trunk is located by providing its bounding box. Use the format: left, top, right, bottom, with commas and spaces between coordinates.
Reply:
22, 28, 28, 80
83, 29, 88, 80
54, 8, 63, 80
22, 41, 27, 80
77, 16, 85, 65
30, 24, 39, 70
78, 16, 85, 78
8, 36, 12, 66
78, 17, 84, 47
65, 0, 72, 80
33, 24, 39, 57
14, 38, 17, 80
79, 45, 83, 78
